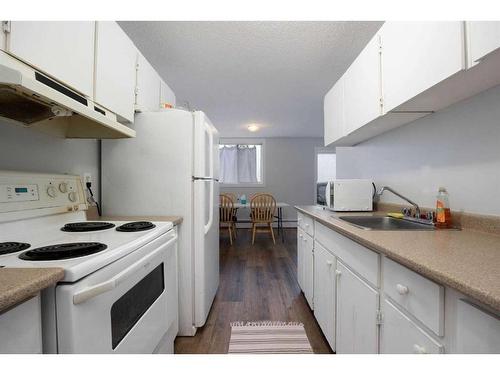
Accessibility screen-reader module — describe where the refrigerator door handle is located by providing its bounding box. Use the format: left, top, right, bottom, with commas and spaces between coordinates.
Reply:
204, 179, 214, 234
205, 122, 214, 178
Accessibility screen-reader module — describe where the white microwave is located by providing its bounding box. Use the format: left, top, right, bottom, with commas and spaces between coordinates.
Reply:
316, 179, 374, 211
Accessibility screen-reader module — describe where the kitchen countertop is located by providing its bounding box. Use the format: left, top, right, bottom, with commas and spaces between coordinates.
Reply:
0, 268, 64, 313
295, 205, 500, 312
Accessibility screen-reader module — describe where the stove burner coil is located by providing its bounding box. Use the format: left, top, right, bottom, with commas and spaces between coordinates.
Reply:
19, 242, 107, 261
116, 221, 156, 232
61, 222, 115, 232
0, 242, 31, 255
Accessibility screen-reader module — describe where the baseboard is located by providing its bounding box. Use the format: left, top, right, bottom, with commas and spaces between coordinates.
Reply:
233, 221, 297, 229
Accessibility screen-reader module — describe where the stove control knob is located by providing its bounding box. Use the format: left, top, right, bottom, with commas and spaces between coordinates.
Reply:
59, 182, 68, 193
68, 191, 77, 202
47, 186, 57, 198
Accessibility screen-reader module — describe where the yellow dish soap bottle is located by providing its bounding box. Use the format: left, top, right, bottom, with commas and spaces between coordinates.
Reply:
436, 187, 452, 228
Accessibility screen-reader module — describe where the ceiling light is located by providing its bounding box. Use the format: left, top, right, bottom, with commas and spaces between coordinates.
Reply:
247, 124, 260, 132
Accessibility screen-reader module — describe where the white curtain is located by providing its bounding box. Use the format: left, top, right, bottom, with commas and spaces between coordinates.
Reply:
238, 146, 257, 183
219, 145, 258, 184
220, 146, 238, 184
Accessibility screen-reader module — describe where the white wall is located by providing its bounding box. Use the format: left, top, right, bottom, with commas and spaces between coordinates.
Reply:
336, 85, 500, 216
0, 121, 100, 200
221, 137, 323, 224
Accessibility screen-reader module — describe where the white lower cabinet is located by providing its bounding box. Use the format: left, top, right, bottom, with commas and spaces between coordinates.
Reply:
455, 299, 500, 353
299, 212, 499, 354
313, 241, 336, 350
336, 261, 379, 354
380, 298, 443, 354
297, 228, 305, 292
297, 227, 314, 310
303, 233, 314, 309
0, 294, 43, 353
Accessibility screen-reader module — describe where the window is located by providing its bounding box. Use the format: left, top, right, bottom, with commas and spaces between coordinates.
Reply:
316, 149, 336, 182
219, 141, 264, 186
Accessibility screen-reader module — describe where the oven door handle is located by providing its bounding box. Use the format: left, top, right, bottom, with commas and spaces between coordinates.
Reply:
72, 232, 177, 305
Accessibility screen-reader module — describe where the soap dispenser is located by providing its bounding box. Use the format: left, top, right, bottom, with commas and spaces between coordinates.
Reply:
436, 187, 452, 228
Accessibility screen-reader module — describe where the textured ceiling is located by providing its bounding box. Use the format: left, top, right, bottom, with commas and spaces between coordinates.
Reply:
119, 21, 383, 138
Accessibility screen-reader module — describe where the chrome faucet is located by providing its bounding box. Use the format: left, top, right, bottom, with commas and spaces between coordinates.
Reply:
377, 186, 421, 219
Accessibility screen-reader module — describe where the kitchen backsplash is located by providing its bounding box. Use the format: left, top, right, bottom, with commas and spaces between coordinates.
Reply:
0, 120, 100, 201
336, 84, 500, 217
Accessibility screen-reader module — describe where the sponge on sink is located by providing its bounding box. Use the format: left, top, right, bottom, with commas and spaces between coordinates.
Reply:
387, 212, 404, 219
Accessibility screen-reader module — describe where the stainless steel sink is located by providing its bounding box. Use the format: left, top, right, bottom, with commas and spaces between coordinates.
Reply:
337, 216, 436, 231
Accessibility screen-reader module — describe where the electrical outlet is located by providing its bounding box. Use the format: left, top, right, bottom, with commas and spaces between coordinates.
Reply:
83, 173, 92, 185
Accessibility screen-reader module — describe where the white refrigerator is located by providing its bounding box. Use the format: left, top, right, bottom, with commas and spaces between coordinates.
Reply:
102, 109, 219, 336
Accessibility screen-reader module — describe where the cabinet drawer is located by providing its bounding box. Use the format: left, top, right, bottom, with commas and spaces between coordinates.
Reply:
380, 298, 443, 354
315, 221, 379, 287
382, 257, 444, 336
297, 212, 314, 236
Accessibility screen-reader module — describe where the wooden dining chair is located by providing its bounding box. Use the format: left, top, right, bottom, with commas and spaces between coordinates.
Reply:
223, 192, 238, 238
250, 193, 277, 245
219, 194, 236, 245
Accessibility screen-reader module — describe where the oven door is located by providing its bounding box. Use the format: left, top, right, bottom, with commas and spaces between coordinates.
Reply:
54, 230, 177, 353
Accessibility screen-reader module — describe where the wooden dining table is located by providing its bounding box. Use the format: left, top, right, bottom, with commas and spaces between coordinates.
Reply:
226, 202, 289, 242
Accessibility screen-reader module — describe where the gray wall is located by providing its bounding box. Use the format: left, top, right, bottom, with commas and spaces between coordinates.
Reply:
336, 85, 500, 216
221, 137, 323, 224
0, 121, 100, 201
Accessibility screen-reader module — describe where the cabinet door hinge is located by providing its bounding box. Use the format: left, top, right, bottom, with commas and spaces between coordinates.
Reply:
2, 21, 11, 34
376, 310, 384, 325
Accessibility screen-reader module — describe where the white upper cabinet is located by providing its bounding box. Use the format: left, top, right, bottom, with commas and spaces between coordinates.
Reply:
380, 21, 465, 112
343, 34, 382, 135
160, 79, 176, 107
95, 21, 137, 123
323, 77, 344, 146
135, 53, 161, 112
6, 21, 95, 98
467, 21, 500, 66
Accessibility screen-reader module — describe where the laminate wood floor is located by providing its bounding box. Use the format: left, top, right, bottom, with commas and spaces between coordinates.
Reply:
174, 227, 333, 354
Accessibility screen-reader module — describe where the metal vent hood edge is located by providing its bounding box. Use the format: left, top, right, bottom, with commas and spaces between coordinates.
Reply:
0, 51, 135, 139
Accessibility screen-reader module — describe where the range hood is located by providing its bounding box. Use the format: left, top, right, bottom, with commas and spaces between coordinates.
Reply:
0, 51, 135, 139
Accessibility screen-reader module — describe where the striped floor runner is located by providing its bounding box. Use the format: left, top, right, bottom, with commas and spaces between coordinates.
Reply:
228, 321, 314, 354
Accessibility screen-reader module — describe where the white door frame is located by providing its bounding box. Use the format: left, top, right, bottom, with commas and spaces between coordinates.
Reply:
314, 146, 336, 202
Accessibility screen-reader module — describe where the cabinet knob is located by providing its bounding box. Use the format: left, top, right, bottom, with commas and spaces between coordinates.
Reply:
305, 223, 310, 227
335, 270, 342, 277
299, 234, 303, 238
326, 260, 333, 267
413, 344, 427, 354
396, 284, 409, 295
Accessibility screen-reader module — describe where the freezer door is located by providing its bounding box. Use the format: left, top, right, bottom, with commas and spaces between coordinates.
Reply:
194, 111, 219, 180
193, 179, 219, 327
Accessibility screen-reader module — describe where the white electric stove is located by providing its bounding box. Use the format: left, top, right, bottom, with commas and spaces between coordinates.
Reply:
0, 171, 178, 353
